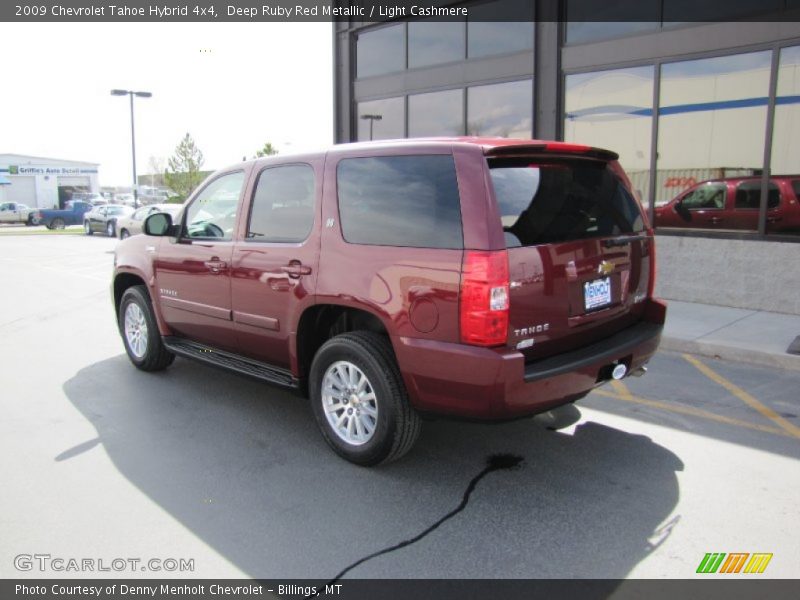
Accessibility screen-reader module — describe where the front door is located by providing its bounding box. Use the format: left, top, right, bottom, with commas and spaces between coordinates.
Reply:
154, 171, 246, 352
231, 163, 320, 369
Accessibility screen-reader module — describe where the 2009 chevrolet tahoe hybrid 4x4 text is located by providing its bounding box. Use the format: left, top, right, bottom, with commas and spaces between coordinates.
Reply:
112, 138, 666, 466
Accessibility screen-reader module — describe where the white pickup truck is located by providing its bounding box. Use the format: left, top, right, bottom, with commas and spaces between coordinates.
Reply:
0, 202, 38, 225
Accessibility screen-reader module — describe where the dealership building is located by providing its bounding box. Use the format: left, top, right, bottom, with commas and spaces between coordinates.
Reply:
0, 154, 100, 209
333, 2, 800, 313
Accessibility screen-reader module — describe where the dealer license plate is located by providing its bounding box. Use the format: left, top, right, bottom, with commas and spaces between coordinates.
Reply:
584, 277, 612, 311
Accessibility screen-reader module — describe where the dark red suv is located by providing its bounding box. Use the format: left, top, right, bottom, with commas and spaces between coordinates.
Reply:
112, 138, 666, 465
654, 176, 800, 232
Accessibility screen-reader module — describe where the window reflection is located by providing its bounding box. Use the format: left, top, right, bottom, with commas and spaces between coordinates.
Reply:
467, 80, 532, 138
468, 0, 533, 58
655, 51, 771, 232
357, 97, 405, 141
408, 19, 465, 69
769, 45, 800, 236
564, 66, 654, 205
409, 89, 464, 137
357, 24, 404, 78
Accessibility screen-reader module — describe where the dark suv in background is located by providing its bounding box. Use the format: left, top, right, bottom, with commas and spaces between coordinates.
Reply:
112, 138, 666, 465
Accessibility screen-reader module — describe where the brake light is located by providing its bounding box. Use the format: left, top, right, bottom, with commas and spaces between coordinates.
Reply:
460, 251, 509, 347
544, 142, 591, 153
647, 231, 657, 298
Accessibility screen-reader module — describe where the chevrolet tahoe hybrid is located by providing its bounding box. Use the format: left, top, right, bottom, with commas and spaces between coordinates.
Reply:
112, 138, 666, 466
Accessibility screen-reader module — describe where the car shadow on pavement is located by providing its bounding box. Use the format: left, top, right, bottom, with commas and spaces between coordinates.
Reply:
63, 355, 683, 580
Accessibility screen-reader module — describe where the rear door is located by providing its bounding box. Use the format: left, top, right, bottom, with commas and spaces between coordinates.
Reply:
730, 180, 781, 231
486, 154, 654, 360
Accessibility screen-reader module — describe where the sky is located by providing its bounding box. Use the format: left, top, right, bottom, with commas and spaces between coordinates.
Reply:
0, 22, 333, 186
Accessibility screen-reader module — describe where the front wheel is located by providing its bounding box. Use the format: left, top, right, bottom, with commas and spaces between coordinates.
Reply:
106, 221, 115, 237
309, 331, 421, 466
84, 221, 93, 235
118, 285, 175, 371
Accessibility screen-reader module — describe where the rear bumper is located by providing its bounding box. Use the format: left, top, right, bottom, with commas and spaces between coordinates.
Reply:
395, 298, 666, 420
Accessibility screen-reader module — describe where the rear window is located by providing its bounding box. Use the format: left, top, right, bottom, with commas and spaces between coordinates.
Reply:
489, 158, 644, 247
337, 155, 463, 249
735, 181, 780, 209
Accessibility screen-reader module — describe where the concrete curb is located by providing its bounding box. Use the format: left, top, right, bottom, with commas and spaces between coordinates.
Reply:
661, 336, 800, 371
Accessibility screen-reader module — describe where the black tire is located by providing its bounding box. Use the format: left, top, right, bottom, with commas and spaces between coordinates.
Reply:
84, 220, 93, 235
118, 285, 175, 371
309, 331, 421, 466
120, 229, 130, 239
26, 214, 36, 226
106, 221, 116, 237
51, 218, 65, 230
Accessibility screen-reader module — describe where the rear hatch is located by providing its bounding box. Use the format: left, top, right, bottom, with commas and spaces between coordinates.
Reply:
485, 146, 655, 361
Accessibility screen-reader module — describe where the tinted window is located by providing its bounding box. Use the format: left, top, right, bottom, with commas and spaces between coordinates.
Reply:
468, 1, 533, 58
489, 158, 644, 247
357, 24, 404, 78
681, 183, 726, 210
735, 181, 780, 209
337, 156, 463, 249
184, 172, 244, 240
408, 20, 464, 69
248, 165, 315, 243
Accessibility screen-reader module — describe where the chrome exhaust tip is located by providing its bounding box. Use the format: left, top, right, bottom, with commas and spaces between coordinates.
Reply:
611, 364, 628, 380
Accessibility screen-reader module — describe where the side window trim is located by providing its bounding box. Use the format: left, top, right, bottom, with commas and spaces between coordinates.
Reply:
179, 170, 245, 242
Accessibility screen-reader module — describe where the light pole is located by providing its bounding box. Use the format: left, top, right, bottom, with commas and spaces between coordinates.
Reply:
111, 89, 152, 208
360, 114, 382, 141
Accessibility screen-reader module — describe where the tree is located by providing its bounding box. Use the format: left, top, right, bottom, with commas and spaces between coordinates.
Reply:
254, 142, 279, 158
165, 133, 205, 199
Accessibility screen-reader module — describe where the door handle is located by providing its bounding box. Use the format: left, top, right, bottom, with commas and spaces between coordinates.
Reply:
281, 262, 312, 278
204, 258, 228, 273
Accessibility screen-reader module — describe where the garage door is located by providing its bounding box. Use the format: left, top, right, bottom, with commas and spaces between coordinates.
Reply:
6, 176, 36, 206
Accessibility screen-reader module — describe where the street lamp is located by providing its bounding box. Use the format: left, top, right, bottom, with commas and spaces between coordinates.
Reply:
360, 114, 382, 141
111, 89, 152, 208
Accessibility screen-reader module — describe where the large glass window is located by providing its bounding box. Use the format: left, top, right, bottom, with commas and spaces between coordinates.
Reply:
467, 80, 532, 138
408, 20, 465, 69
356, 97, 404, 141
564, 66, 654, 206
408, 89, 464, 137
467, 0, 534, 58
770, 45, 800, 237
655, 51, 771, 232
247, 165, 315, 243
184, 172, 244, 240
357, 24, 404, 78
337, 155, 463, 248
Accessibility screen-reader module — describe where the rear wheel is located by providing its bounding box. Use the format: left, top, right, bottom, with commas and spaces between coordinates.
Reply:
106, 221, 115, 237
310, 331, 420, 466
120, 229, 130, 239
118, 285, 174, 371
51, 218, 65, 230
84, 221, 93, 235
26, 214, 37, 226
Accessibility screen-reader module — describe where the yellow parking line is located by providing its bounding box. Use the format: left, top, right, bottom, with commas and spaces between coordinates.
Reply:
682, 353, 800, 440
592, 388, 792, 438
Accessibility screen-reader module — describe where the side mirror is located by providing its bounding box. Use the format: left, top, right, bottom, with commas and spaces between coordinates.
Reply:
144, 212, 175, 236
675, 199, 690, 220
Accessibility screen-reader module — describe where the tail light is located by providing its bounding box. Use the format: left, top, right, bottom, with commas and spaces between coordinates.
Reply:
647, 230, 657, 298
460, 250, 509, 347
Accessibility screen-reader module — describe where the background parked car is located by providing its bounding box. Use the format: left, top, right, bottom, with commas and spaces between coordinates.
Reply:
116, 203, 183, 239
654, 176, 800, 232
33, 200, 93, 229
0, 202, 38, 225
83, 204, 134, 237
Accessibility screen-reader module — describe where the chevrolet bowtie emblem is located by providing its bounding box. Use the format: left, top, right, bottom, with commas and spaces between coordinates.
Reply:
598, 261, 615, 275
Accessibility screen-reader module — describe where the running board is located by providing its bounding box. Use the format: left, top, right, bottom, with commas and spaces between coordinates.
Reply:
162, 337, 298, 389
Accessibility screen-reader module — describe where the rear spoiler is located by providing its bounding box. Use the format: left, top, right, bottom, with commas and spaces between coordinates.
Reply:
485, 142, 619, 162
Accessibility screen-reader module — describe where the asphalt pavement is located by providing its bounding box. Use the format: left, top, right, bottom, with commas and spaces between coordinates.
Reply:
0, 233, 798, 581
